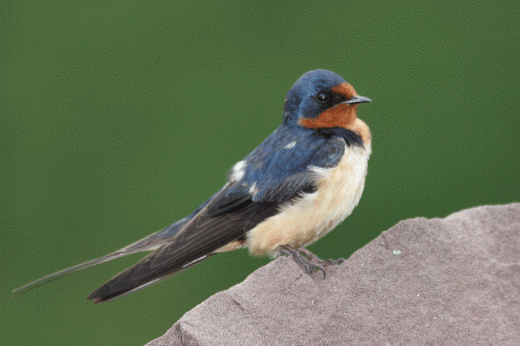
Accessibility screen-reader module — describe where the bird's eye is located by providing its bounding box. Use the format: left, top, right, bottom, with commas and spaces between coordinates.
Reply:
316, 93, 330, 104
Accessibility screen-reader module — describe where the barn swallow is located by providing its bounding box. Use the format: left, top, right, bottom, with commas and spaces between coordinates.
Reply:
13, 69, 371, 304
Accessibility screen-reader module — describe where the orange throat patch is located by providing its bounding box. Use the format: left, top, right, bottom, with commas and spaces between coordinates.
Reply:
299, 103, 358, 129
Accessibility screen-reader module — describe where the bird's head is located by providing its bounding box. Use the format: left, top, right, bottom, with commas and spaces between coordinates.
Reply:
283, 69, 370, 129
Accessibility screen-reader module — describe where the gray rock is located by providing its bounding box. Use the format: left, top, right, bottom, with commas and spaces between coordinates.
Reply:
146, 204, 520, 346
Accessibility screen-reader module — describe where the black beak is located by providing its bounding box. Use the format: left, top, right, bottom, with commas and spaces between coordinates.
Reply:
342, 95, 371, 104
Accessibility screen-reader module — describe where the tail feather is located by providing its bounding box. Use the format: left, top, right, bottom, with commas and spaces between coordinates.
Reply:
12, 219, 189, 299
12, 251, 129, 298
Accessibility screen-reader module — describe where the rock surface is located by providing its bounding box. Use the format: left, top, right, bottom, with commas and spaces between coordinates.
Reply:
146, 204, 520, 346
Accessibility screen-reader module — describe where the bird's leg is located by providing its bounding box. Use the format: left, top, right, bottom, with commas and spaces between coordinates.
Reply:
297, 246, 346, 267
279, 245, 327, 278
297, 247, 324, 262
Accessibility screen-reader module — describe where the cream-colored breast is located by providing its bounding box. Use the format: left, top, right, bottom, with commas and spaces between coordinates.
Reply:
247, 142, 371, 256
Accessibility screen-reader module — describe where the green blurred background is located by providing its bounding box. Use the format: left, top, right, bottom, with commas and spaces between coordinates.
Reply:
1, 2, 518, 345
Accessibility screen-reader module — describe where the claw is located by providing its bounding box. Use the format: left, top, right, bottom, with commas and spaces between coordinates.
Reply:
280, 245, 343, 278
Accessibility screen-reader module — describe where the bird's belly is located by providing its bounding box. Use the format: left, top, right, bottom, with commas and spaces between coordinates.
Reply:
247, 144, 370, 256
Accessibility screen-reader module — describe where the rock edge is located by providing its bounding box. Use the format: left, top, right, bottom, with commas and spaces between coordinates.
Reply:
147, 204, 520, 346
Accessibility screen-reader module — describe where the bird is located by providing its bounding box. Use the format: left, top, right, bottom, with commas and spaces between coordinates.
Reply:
13, 69, 371, 304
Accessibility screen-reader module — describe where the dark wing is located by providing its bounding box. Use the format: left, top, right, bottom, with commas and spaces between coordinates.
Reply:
87, 125, 347, 303
86, 187, 281, 303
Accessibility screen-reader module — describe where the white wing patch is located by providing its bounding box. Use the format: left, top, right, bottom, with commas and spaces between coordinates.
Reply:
249, 182, 258, 196
230, 160, 247, 182
285, 141, 297, 149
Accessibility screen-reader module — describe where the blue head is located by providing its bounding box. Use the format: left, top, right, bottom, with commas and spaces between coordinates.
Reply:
282, 69, 370, 129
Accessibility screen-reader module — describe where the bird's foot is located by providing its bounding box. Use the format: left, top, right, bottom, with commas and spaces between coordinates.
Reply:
296, 246, 346, 267
280, 245, 344, 278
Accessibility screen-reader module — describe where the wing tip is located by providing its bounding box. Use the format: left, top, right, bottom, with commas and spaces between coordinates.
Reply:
86, 289, 113, 305
91, 297, 104, 305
